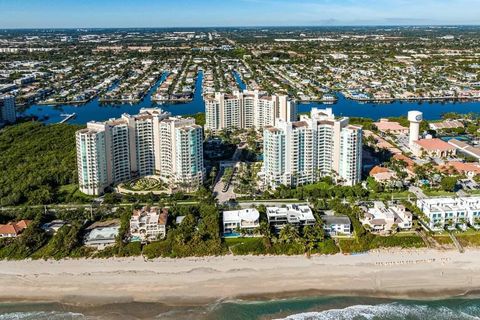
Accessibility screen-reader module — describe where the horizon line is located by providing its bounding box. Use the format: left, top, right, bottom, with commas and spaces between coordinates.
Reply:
1, 24, 480, 31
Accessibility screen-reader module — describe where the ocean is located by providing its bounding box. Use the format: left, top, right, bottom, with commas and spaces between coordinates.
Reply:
1, 296, 480, 320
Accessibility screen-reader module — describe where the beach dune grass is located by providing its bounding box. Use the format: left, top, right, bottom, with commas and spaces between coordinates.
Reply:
225, 237, 339, 256
338, 234, 425, 254
456, 233, 480, 247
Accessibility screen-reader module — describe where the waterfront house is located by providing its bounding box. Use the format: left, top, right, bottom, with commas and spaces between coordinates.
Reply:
130, 206, 168, 242
222, 208, 260, 237
0, 220, 31, 238
266, 204, 316, 231
322, 215, 352, 237
84, 219, 120, 249
41, 220, 67, 234
361, 202, 412, 234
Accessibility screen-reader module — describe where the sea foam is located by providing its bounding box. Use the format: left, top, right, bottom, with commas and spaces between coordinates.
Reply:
279, 302, 480, 320
0, 311, 85, 320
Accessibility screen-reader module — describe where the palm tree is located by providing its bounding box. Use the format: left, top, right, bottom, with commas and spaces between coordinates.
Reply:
279, 224, 300, 244
255, 221, 273, 249
302, 225, 316, 257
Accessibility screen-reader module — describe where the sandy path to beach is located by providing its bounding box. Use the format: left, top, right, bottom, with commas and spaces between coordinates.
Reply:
0, 248, 478, 305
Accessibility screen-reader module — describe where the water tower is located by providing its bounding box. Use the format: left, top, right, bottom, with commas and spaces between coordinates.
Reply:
408, 111, 423, 147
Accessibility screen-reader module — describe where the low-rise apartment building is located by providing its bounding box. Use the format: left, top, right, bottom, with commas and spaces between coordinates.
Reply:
410, 137, 456, 158
361, 202, 412, 234
222, 208, 260, 237
266, 204, 316, 230
130, 206, 168, 242
417, 196, 480, 231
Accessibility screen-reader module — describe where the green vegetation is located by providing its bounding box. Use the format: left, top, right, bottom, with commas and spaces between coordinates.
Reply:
0, 216, 48, 260
456, 233, 480, 247
143, 193, 224, 258
423, 189, 456, 197
184, 112, 205, 127
338, 233, 425, 254
440, 176, 459, 192
0, 122, 82, 206
432, 234, 453, 246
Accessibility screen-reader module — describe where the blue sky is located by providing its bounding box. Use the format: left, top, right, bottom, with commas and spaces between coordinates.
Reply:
0, 0, 479, 28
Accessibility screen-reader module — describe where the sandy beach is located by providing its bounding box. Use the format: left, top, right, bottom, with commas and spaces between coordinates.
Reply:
0, 249, 479, 306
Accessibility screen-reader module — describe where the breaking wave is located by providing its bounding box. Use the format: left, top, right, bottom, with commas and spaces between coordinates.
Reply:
0, 311, 85, 320
279, 302, 480, 320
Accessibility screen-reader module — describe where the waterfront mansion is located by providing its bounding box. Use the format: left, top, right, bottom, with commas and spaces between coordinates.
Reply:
130, 206, 168, 242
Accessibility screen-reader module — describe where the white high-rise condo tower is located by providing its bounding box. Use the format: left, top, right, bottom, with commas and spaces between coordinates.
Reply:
408, 111, 423, 147
204, 90, 296, 132
262, 108, 362, 188
76, 108, 205, 195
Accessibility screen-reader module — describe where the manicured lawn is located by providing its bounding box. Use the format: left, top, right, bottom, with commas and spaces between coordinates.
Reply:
371, 191, 414, 200
423, 190, 456, 197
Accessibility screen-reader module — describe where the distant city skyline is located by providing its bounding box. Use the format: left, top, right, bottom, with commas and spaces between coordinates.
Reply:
1, 0, 479, 28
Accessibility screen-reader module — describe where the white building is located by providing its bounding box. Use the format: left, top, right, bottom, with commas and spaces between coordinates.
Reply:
361, 202, 413, 233
262, 108, 362, 188
204, 90, 296, 132
0, 95, 16, 126
130, 206, 168, 242
266, 204, 316, 230
76, 108, 205, 195
84, 220, 120, 249
322, 215, 352, 236
222, 208, 260, 237
417, 196, 480, 231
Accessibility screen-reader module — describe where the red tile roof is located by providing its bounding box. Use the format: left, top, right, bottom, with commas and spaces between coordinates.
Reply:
369, 166, 392, 175
415, 138, 456, 151
0, 220, 31, 236
438, 162, 480, 175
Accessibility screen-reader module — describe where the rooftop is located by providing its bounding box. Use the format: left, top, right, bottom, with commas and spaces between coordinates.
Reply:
415, 138, 456, 151
223, 208, 260, 223
373, 119, 408, 132
322, 215, 350, 225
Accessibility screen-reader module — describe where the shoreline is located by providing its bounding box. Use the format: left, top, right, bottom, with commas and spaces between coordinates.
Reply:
1, 248, 480, 307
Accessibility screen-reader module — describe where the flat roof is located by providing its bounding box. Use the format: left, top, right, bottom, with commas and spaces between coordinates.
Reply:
322, 215, 350, 225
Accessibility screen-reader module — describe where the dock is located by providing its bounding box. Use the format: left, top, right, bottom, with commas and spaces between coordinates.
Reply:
58, 113, 76, 124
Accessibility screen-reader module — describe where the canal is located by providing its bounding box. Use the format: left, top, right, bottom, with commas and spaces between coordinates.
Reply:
21, 72, 480, 124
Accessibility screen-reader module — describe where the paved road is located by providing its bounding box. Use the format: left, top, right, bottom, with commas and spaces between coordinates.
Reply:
213, 162, 239, 203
